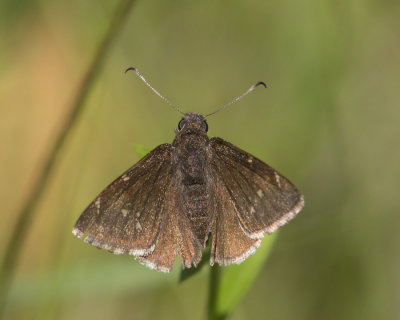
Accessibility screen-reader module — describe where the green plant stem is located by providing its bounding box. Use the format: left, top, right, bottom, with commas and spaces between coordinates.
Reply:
0, 0, 136, 316
208, 265, 226, 320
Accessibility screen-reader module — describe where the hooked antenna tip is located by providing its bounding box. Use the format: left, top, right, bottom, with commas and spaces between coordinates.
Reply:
254, 81, 267, 89
125, 67, 137, 74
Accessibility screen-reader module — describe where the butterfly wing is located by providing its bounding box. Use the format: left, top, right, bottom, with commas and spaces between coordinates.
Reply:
209, 137, 304, 264
73, 143, 203, 272
139, 176, 203, 272
209, 177, 262, 266
73, 144, 172, 257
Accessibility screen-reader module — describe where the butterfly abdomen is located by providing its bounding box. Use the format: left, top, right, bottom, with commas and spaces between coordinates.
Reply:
183, 184, 210, 245
175, 134, 211, 244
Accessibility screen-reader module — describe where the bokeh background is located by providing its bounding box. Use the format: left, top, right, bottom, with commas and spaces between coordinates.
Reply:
1, 0, 400, 319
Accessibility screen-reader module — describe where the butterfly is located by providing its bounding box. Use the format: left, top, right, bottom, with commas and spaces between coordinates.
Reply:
72, 68, 304, 272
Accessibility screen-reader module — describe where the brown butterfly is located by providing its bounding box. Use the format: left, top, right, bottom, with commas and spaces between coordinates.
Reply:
72, 68, 304, 272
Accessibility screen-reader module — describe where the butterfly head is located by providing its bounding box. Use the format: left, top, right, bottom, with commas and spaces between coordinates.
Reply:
178, 113, 208, 133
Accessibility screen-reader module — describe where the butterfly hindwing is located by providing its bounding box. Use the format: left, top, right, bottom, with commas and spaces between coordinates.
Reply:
209, 137, 304, 241
139, 177, 203, 272
73, 144, 172, 256
209, 175, 261, 266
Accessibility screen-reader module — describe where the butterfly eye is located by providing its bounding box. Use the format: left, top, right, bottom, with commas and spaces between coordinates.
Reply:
203, 120, 208, 132
178, 118, 185, 131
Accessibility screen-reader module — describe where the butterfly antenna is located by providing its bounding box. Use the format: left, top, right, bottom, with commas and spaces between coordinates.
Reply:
125, 67, 185, 115
204, 81, 267, 118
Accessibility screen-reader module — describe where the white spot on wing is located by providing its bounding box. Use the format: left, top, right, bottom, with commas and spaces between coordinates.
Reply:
129, 243, 155, 257
95, 198, 101, 209
122, 174, 130, 181
72, 228, 84, 238
274, 172, 281, 188
136, 221, 142, 231
121, 209, 129, 217
257, 189, 263, 198
250, 206, 256, 214
103, 244, 112, 251
139, 257, 171, 273
248, 158, 253, 163
113, 248, 124, 255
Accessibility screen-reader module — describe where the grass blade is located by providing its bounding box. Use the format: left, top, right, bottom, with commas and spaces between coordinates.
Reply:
0, 0, 137, 316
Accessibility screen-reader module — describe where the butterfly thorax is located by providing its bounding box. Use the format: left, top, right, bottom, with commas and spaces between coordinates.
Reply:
172, 113, 211, 245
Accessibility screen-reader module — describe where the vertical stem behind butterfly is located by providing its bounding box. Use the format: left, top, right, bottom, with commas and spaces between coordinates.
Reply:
0, 0, 137, 317
208, 265, 226, 320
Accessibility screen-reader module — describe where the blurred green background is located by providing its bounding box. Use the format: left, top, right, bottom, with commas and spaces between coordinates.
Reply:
1, 0, 399, 319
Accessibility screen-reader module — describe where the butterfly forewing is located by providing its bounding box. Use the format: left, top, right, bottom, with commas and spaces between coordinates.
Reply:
73, 144, 172, 256
209, 138, 304, 240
